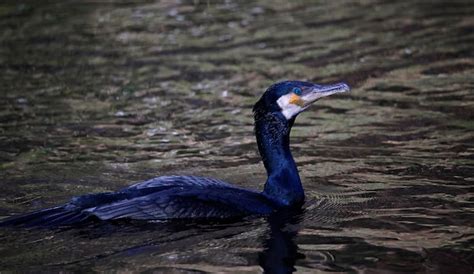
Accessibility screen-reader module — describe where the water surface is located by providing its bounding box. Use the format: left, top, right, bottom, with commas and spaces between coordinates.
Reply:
0, 0, 473, 272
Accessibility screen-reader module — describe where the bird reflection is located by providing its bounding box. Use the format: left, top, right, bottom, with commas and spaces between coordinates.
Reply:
16, 209, 307, 272
259, 208, 305, 274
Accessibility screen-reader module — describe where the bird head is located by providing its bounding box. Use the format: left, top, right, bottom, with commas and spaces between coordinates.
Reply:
254, 80, 350, 120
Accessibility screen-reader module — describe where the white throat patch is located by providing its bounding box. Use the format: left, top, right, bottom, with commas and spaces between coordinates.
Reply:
276, 93, 304, 120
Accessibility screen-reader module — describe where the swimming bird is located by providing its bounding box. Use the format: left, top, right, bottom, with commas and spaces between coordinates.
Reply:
0, 80, 350, 226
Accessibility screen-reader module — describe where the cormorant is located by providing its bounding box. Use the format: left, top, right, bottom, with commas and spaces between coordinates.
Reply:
0, 80, 350, 226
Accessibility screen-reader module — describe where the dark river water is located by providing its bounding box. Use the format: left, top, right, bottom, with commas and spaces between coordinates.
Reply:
0, 0, 473, 272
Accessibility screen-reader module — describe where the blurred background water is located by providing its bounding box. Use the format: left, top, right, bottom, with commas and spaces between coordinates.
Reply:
0, 0, 472, 272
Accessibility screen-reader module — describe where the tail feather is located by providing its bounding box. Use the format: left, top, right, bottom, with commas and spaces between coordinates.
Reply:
0, 206, 91, 227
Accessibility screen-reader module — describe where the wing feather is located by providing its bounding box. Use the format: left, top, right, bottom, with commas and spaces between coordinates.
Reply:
90, 184, 274, 220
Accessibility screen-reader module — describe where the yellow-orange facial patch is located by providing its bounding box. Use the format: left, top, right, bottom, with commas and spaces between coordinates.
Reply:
289, 94, 305, 107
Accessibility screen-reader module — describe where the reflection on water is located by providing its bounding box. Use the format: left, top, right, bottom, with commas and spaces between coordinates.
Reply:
259, 209, 304, 274
0, 0, 473, 272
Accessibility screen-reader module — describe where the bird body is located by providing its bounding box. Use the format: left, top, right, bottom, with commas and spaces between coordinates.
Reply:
0, 80, 350, 226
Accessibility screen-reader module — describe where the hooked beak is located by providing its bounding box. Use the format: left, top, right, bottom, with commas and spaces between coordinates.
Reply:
301, 82, 350, 107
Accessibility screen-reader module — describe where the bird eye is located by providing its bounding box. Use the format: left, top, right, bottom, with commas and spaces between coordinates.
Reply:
292, 87, 302, 95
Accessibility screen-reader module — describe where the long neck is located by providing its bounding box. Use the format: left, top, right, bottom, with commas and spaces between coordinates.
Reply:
254, 111, 304, 207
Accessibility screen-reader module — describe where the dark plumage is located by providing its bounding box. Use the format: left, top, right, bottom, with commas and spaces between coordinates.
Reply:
0, 80, 349, 226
